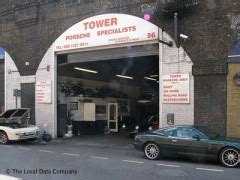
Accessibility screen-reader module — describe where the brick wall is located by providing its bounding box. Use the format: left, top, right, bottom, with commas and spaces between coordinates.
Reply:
227, 63, 240, 138
0, 0, 239, 75
194, 75, 227, 136
155, 0, 235, 136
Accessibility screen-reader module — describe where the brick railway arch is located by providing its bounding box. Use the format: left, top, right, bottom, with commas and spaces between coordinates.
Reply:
3, 47, 36, 125
33, 13, 194, 137
0, 47, 22, 111
0, 0, 181, 77
4, 49, 37, 126
0, 0, 238, 77
0, 41, 26, 76
1, 0, 237, 137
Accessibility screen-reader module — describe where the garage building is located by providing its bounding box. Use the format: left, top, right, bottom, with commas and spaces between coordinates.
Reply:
5, 14, 194, 138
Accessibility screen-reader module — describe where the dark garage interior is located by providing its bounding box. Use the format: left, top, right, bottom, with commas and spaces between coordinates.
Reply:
56, 46, 159, 137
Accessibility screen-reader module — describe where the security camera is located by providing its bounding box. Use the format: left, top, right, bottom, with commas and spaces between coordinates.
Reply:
180, 34, 189, 39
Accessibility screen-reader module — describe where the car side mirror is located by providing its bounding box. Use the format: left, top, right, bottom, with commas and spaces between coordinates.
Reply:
192, 135, 200, 141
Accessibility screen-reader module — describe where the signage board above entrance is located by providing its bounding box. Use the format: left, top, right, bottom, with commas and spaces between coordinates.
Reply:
54, 14, 159, 52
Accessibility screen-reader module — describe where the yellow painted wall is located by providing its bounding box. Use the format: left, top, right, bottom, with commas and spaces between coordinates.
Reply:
227, 63, 240, 138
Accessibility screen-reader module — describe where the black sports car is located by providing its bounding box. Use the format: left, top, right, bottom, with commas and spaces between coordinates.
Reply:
121, 115, 159, 137
134, 126, 240, 168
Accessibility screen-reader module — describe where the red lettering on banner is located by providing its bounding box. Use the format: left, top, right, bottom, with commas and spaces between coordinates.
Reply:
95, 19, 105, 28
170, 75, 181, 78
83, 18, 118, 30
97, 26, 136, 36
162, 74, 189, 104
66, 33, 90, 40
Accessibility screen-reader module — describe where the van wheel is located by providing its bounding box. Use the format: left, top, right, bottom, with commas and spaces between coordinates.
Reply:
0, 132, 9, 144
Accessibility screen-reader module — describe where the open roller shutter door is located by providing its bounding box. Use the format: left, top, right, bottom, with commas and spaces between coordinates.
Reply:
67, 44, 159, 64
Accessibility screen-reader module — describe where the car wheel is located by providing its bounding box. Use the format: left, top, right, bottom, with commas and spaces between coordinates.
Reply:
219, 147, 239, 168
144, 142, 161, 160
42, 133, 52, 142
0, 132, 9, 144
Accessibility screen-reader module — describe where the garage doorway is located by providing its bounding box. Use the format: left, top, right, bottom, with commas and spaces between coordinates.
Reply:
57, 44, 159, 137
21, 83, 35, 125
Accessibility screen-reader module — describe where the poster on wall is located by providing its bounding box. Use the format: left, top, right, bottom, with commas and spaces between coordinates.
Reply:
36, 81, 52, 104
162, 74, 190, 104
54, 13, 158, 52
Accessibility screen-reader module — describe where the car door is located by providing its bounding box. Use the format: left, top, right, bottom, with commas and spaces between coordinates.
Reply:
170, 127, 209, 158
154, 127, 178, 156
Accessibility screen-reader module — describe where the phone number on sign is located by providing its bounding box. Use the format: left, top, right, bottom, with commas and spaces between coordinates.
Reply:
56, 42, 88, 50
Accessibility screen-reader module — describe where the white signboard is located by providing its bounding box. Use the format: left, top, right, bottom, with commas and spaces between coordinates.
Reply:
36, 81, 52, 104
162, 74, 190, 104
54, 14, 158, 51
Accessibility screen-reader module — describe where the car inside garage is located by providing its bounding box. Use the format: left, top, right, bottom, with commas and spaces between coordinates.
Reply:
56, 44, 159, 137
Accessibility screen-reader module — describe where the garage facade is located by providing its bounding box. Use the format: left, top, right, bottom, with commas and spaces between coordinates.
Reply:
5, 13, 194, 138
1, 0, 239, 138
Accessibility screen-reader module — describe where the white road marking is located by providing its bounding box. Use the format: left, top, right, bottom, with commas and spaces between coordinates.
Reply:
90, 156, 109, 160
156, 163, 180, 168
1, 145, 13, 148
122, 160, 144, 164
228, 55, 240, 58
38, 150, 54, 153
62, 153, 79, 157
17, 147, 31, 150
196, 168, 224, 172
0, 174, 21, 180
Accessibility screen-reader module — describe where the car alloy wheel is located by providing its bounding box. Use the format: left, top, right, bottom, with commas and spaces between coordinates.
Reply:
220, 148, 239, 168
0, 132, 9, 144
144, 143, 161, 160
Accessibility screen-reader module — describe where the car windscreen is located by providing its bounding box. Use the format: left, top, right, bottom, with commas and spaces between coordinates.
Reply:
12, 109, 28, 117
1, 109, 17, 118
143, 115, 158, 123
148, 116, 159, 123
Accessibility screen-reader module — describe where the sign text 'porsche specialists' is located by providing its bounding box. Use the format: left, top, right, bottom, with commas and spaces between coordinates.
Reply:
55, 14, 158, 51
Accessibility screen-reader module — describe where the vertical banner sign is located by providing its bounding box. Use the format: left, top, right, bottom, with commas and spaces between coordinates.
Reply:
36, 81, 52, 104
162, 74, 190, 104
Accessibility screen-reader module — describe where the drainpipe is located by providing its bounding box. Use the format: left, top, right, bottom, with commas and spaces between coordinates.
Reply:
159, 28, 163, 128
174, 13, 180, 48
